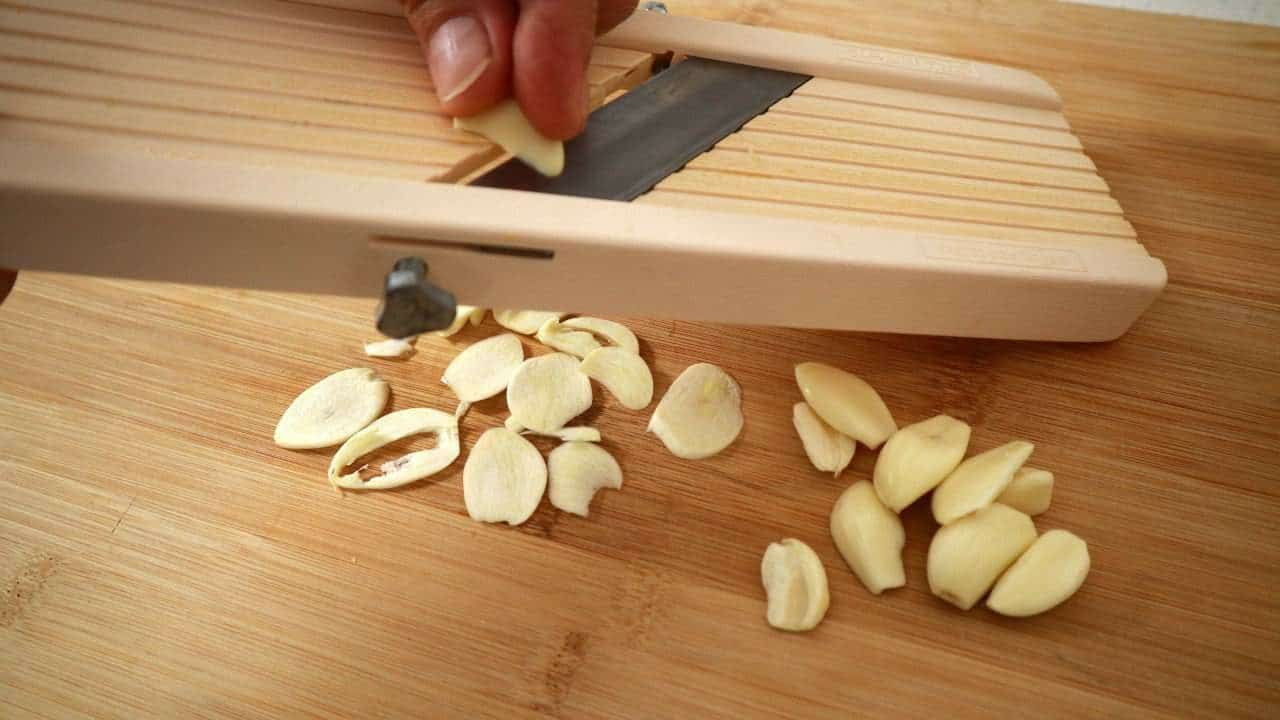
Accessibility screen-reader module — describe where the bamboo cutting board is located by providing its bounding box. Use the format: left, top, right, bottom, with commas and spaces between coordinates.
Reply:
2, 1, 1278, 718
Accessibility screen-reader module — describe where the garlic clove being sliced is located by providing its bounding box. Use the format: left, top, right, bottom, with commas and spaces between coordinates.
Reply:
363, 337, 415, 358
648, 363, 743, 460
433, 305, 487, 338
794, 362, 897, 449
493, 310, 567, 335
441, 333, 524, 403
547, 441, 622, 516
829, 481, 906, 594
454, 99, 564, 176
995, 467, 1054, 516
931, 440, 1034, 525
274, 368, 389, 450
506, 353, 593, 433
536, 318, 602, 359
580, 346, 654, 410
760, 538, 829, 632
463, 427, 548, 525
987, 529, 1089, 617
327, 408, 460, 491
561, 317, 640, 354
792, 401, 856, 477
873, 415, 972, 512
927, 503, 1036, 610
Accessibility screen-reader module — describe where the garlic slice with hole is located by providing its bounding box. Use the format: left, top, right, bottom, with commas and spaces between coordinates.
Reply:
536, 318, 602, 359
463, 427, 547, 525
580, 346, 654, 410
873, 415, 971, 512
561, 317, 639, 354
995, 467, 1054, 516
830, 481, 906, 594
760, 538, 829, 632
441, 333, 524, 403
507, 353, 593, 433
433, 305, 487, 338
363, 337, 415, 358
523, 426, 601, 443
931, 440, 1034, 525
274, 368, 389, 450
547, 441, 622, 516
987, 529, 1089, 617
648, 363, 743, 460
927, 503, 1036, 610
494, 310, 567, 335
327, 408, 460, 491
792, 401, 855, 477
454, 99, 564, 176
794, 362, 897, 449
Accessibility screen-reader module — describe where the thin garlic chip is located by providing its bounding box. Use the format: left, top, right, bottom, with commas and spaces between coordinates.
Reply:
454, 99, 564, 176
523, 426, 602, 443
561, 317, 639, 354
433, 305, 487, 338
363, 337, 415, 358
494, 310, 568, 335
792, 401, 855, 477
547, 441, 622, 516
580, 346, 653, 410
761, 539, 829, 632
463, 427, 547, 525
506, 353, 593, 433
648, 363, 743, 460
274, 368, 389, 450
327, 408, 460, 491
442, 333, 524, 403
536, 318, 602, 359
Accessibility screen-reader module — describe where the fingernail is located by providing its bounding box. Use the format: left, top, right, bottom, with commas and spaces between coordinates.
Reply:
428, 16, 492, 103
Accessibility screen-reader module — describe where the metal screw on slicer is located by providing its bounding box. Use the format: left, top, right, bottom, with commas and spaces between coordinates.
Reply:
375, 257, 457, 338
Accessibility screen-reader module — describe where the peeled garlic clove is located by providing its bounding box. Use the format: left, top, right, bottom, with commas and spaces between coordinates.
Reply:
648, 363, 743, 460
441, 333, 524, 403
995, 467, 1054, 516
580, 346, 654, 410
524, 426, 602, 443
931, 440, 1034, 525
792, 402, 855, 477
987, 529, 1089, 617
274, 368, 389, 449
536, 318, 602, 359
454, 99, 564, 176
547, 441, 622, 516
463, 427, 547, 525
927, 503, 1036, 610
760, 538, 829, 632
873, 415, 971, 512
829, 481, 905, 594
506, 353, 593, 433
794, 362, 896, 449
363, 337, 415, 358
433, 305, 487, 338
493, 310, 567, 335
561, 317, 639, 354
328, 408, 460, 491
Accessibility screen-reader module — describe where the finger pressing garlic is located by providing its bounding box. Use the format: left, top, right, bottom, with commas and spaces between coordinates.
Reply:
931, 440, 1034, 525
433, 305, 487, 338
274, 368, 389, 449
987, 529, 1089, 617
547, 441, 622, 517
442, 333, 525, 404
873, 415, 971, 512
561, 317, 640, 354
792, 402, 855, 477
327, 408, 460, 491
794, 362, 897, 449
648, 363, 743, 460
463, 427, 547, 525
760, 539, 829, 632
995, 467, 1054, 516
927, 503, 1036, 610
493, 310, 567, 335
830, 481, 906, 594
507, 353, 593, 433
536, 318, 602, 359
580, 346, 654, 410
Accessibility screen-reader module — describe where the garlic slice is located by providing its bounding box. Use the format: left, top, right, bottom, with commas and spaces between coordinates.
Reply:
494, 310, 568, 335
441, 333, 524, 403
454, 99, 564, 177
536, 318, 602, 359
580, 346, 654, 410
561, 317, 640, 354
506, 353, 593, 433
760, 538, 829, 632
463, 427, 547, 525
433, 305, 487, 338
327, 408, 460, 491
523, 426, 602, 443
794, 362, 897, 449
547, 441, 622, 516
792, 401, 855, 477
648, 363, 743, 460
505, 416, 525, 433
274, 368, 389, 450
363, 337, 415, 358
931, 440, 1034, 525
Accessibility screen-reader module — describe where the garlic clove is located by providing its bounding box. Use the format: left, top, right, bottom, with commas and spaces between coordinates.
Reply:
931, 440, 1034, 525
647, 363, 743, 460
274, 368, 389, 450
987, 529, 1089, 617
463, 427, 547, 525
792, 401, 856, 477
794, 362, 897, 449
760, 538, 830, 632
829, 481, 906, 594
561, 317, 640, 354
536, 318, 602, 359
927, 503, 1036, 610
493, 310, 567, 335
441, 333, 524, 404
327, 408, 460, 491
547, 441, 622, 516
506, 353, 593, 433
995, 467, 1054, 516
873, 415, 972, 512
454, 99, 564, 176
580, 346, 654, 410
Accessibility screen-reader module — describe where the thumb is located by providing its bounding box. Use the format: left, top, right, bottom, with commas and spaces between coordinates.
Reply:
403, 0, 516, 115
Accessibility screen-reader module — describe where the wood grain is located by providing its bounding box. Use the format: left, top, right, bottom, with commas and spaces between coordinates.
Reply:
2, 1, 1278, 719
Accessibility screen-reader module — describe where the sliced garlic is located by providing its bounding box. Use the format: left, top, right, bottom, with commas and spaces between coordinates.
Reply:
463, 427, 547, 525
794, 362, 897, 449
494, 310, 568, 335
274, 368, 389, 450
648, 363, 743, 460
327, 408, 460, 491
505, 416, 525, 433
927, 503, 1036, 610
873, 415, 971, 513
829, 481, 906, 595
561, 317, 639, 354
441, 333, 524, 403
547, 441, 622, 516
536, 318, 602, 359
995, 467, 1054, 516
506, 353, 593, 433
792, 401, 855, 477
931, 440, 1034, 525
987, 529, 1089, 617
433, 305, 487, 338
523, 426, 602, 443
760, 538, 829, 632
454, 99, 564, 177
580, 346, 654, 410
363, 337, 415, 358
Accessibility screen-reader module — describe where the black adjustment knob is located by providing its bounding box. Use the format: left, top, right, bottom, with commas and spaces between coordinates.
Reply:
375, 257, 457, 337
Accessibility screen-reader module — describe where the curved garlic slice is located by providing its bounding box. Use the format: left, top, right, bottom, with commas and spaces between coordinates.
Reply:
433, 305, 487, 338
536, 318, 602, 359
524, 426, 601, 443
494, 310, 567, 335
363, 337, 415, 358
561, 317, 639, 354
274, 368, 389, 450
792, 401, 855, 477
648, 363, 743, 460
506, 353, 593, 433
794, 362, 897, 449
547, 441, 622, 516
454, 99, 564, 177
760, 538, 829, 632
327, 408, 460, 491
442, 333, 524, 403
580, 346, 654, 410
463, 427, 547, 525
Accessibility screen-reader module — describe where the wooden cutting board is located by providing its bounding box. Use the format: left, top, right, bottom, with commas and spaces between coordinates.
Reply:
2, 1, 1277, 718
